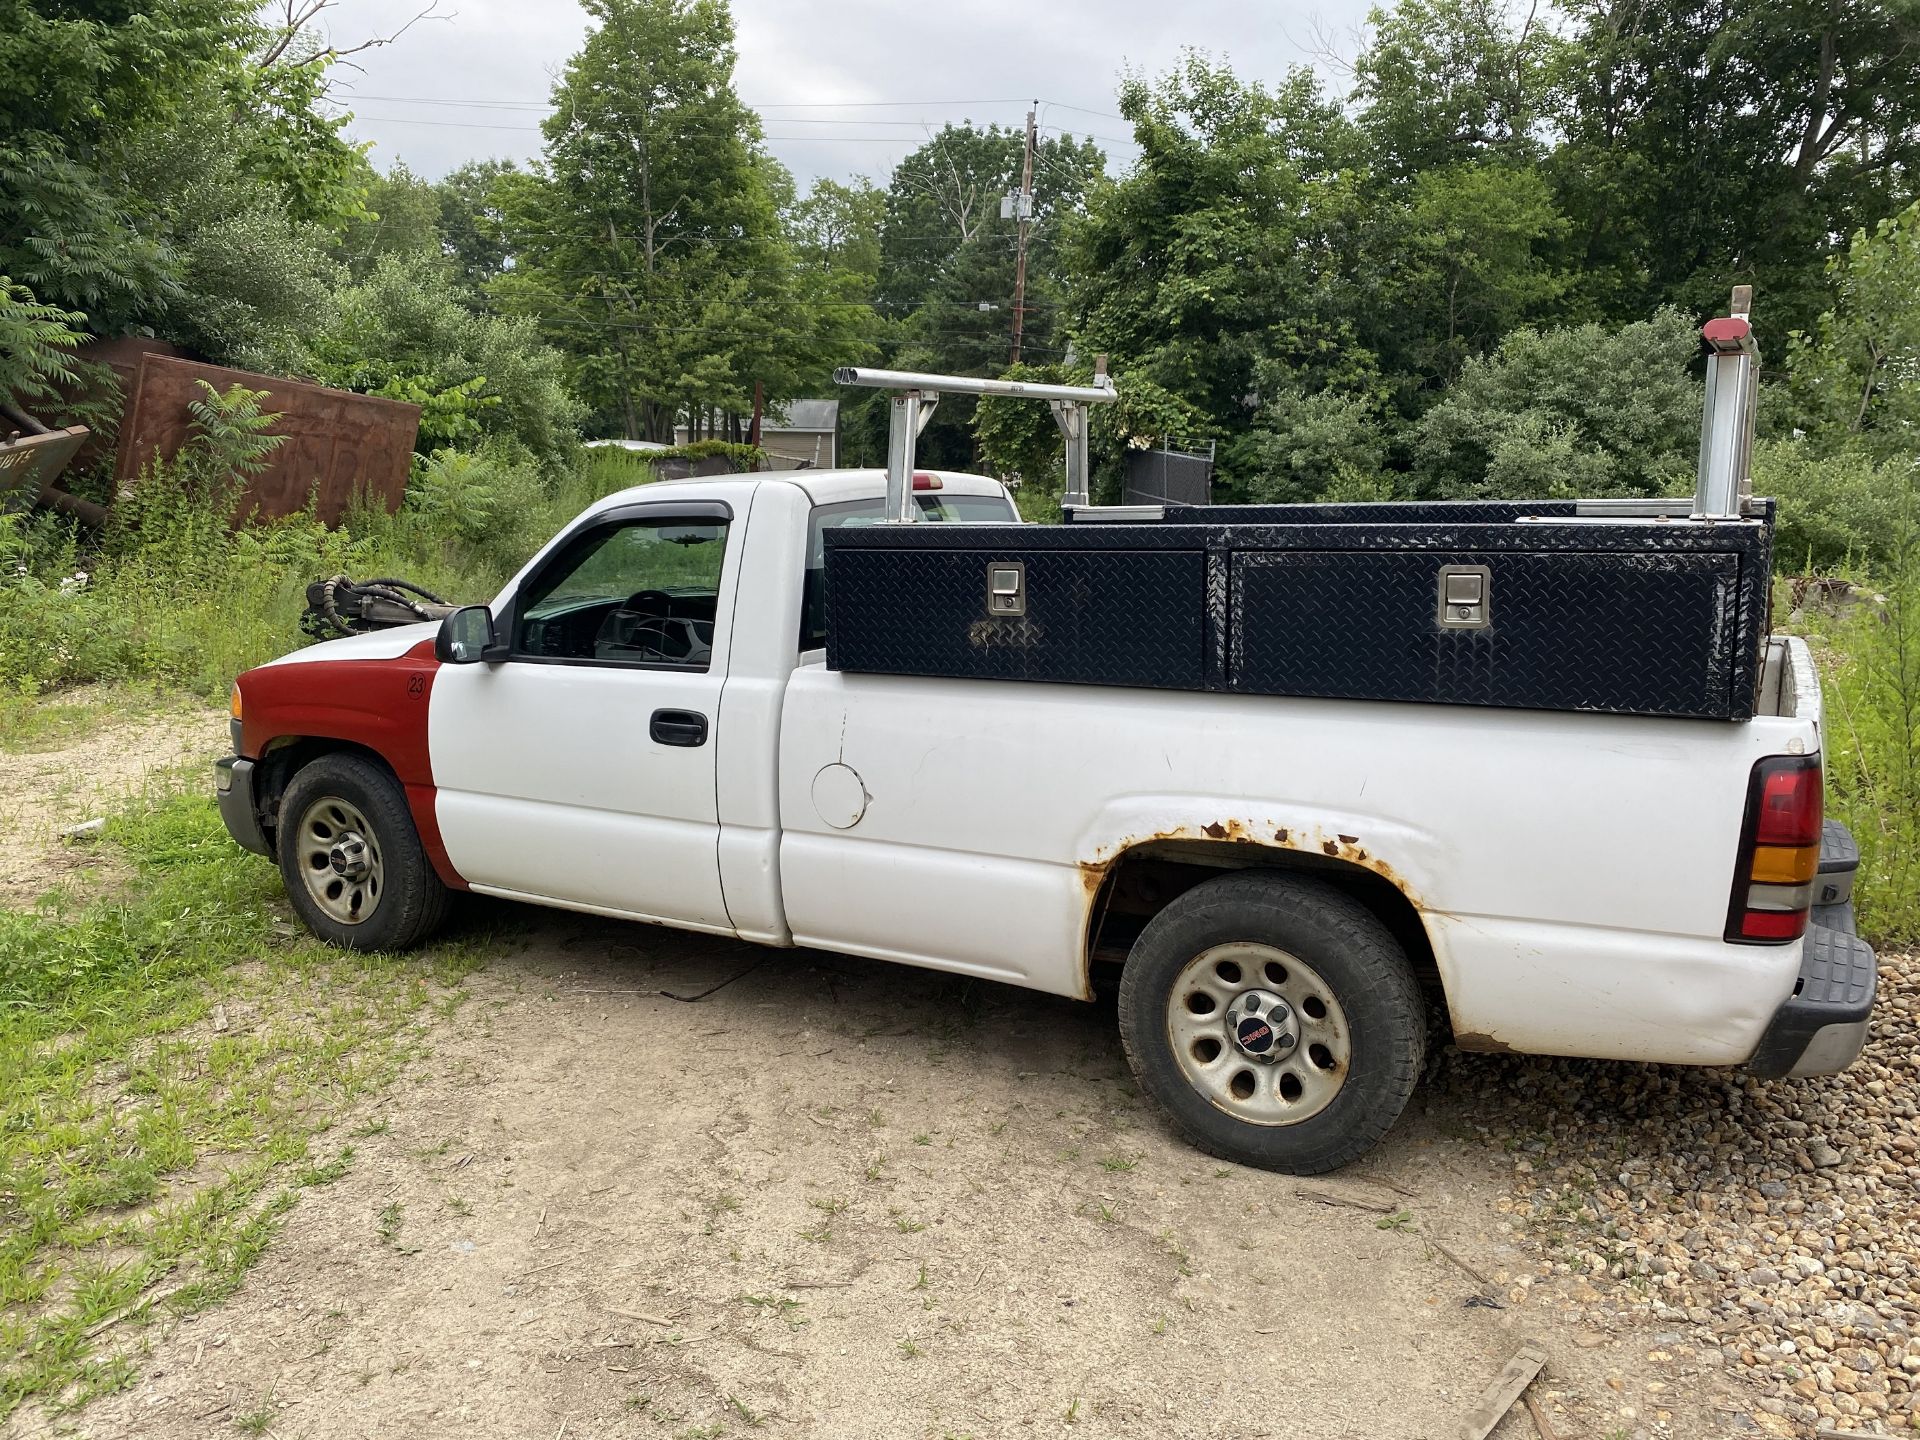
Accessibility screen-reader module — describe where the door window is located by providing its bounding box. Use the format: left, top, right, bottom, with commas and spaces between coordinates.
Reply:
514, 517, 729, 668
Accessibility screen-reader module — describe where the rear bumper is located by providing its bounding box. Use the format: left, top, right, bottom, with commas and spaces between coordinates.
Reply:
1747, 915, 1877, 1079
215, 756, 271, 856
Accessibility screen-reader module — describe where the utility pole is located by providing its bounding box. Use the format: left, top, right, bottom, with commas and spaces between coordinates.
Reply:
1009, 103, 1037, 367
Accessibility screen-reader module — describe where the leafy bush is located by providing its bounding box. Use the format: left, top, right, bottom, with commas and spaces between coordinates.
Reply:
1756, 439, 1919, 573
401, 444, 552, 579
0, 277, 83, 406
309, 252, 583, 473
1235, 386, 1392, 504
1413, 308, 1701, 499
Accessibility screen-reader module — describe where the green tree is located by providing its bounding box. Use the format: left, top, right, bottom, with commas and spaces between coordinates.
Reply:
1375, 163, 1569, 387
1351, 0, 1560, 177
0, 0, 365, 447
499, 0, 859, 441
336, 161, 444, 279
1788, 200, 1920, 453
111, 102, 340, 372
1065, 56, 1371, 491
791, 178, 885, 298
1548, 0, 1920, 337
436, 159, 521, 295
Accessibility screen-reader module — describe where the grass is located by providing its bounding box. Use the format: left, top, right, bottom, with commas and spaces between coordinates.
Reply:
1810, 565, 1920, 943
0, 781, 485, 1417
0, 690, 151, 753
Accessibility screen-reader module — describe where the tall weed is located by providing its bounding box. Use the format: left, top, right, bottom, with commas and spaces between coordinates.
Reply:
1816, 479, 1920, 943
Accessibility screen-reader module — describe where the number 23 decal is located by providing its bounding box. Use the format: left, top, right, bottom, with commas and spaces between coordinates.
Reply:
408, 674, 426, 697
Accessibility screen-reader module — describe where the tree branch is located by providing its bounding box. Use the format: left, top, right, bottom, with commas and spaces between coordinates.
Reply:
259, 0, 453, 71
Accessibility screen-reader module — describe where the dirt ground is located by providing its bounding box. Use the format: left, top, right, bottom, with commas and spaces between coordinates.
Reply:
34, 911, 1751, 1440
3, 700, 1769, 1439
0, 691, 230, 906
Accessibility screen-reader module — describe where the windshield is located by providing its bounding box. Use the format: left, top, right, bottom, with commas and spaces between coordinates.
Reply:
800, 491, 1017, 652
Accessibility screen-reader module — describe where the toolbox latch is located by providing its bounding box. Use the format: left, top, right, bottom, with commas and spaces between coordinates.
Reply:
1438, 564, 1491, 629
987, 562, 1026, 617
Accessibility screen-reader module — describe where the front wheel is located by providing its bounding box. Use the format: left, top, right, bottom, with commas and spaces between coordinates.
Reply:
1117, 871, 1425, 1174
276, 753, 451, 952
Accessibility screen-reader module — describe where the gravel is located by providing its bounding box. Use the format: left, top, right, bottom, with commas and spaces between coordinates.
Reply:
1434, 948, 1920, 1436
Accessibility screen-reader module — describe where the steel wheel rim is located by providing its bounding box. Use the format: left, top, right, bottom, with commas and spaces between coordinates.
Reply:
1166, 942, 1352, 1126
294, 795, 384, 926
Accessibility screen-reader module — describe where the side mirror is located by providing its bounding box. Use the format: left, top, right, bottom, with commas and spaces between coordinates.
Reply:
436, 605, 498, 664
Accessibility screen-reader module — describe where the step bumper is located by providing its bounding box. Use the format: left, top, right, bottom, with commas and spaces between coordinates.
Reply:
1747, 918, 1877, 1080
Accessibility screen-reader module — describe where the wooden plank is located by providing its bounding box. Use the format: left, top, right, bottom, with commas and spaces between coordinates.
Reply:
1458, 1341, 1549, 1440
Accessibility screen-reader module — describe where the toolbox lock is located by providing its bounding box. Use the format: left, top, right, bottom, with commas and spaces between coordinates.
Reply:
987, 562, 1026, 617
1438, 564, 1492, 630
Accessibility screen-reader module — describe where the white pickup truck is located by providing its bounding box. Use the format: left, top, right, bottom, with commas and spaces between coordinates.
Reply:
216, 456, 1875, 1174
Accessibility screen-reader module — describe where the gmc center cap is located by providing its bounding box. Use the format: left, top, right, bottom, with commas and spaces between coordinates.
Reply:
1227, 992, 1298, 1063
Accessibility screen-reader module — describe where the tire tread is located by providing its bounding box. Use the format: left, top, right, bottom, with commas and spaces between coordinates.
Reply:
277, 753, 451, 952
1116, 872, 1425, 1175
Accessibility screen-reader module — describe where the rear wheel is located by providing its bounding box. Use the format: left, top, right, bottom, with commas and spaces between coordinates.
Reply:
1117, 871, 1425, 1174
276, 753, 450, 952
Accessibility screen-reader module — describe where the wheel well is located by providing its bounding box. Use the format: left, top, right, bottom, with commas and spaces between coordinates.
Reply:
252, 737, 399, 845
1084, 840, 1440, 998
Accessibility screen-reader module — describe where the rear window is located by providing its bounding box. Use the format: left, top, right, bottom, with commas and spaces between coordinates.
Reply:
800, 492, 1017, 652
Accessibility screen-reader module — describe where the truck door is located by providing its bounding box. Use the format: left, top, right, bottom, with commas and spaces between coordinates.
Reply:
427, 500, 738, 931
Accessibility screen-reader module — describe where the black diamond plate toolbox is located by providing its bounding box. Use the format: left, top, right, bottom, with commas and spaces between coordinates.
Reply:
822, 507, 1773, 720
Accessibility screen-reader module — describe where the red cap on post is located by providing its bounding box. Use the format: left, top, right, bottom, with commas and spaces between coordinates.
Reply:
1702, 315, 1756, 356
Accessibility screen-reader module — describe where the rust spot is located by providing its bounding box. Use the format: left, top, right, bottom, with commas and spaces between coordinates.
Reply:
1076, 822, 1424, 945
1337, 833, 1359, 845
1453, 1031, 1516, 1055
1079, 856, 1114, 899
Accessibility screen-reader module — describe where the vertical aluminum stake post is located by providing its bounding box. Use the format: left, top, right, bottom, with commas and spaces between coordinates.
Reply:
884, 391, 940, 523
1696, 286, 1760, 519
1050, 400, 1091, 509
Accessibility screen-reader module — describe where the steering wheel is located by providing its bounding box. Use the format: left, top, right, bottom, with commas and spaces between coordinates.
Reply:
621, 589, 674, 617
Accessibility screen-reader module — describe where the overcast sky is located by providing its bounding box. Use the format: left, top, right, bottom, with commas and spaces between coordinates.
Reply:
315, 0, 1376, 188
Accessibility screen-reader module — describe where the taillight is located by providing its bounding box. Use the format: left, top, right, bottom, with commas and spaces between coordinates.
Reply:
1725, 755, 1822, 943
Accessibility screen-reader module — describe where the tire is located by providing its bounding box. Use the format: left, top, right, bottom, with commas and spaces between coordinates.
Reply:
1117, 870, 1425, 1175
276, 752, 451, 952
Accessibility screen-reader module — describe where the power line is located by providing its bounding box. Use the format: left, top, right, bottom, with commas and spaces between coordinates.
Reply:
353, 109, 1006, 132
350, 112, 967, 143
343, 92, 1038, 112
487, 234, 1024, 255
1038, 99, 1131, 124
1038, 122, 1137, 147
336, 91, 1127, 144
